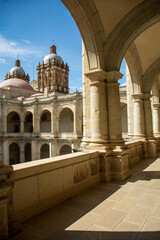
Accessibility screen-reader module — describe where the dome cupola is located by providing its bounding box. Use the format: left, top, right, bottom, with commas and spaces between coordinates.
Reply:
43, 44, 63, 65
5, 59, 30, 83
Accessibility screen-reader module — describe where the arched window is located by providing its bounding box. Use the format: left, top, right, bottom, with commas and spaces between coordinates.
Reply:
59, 108, 73, 133
40, 144, 49, 159
24, 143, 32, 162
40, 110, 51, 133
60, 145, 72, 155
9, 143, 20, 165
24, 112, 33, 133
7, 112, 20, 133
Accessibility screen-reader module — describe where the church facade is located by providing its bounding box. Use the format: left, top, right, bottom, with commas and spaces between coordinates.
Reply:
0, 45, 83, 165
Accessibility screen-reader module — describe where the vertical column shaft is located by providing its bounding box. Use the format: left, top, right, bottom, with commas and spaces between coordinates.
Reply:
152, 103, 160, 135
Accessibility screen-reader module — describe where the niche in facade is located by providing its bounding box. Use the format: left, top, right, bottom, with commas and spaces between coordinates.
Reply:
59, 108, 73, 133
7, 111, 20, 133
40, 110, 51, 133
40, 144, 49, 159
24, 112, 33, 133
9, 143, 20, 165
25, 142, 31, 162
60, 145, 72, 155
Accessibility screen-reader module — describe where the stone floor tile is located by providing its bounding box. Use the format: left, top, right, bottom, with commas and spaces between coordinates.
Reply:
107, 190, 127, 201
113, 196, 138, 212
115, 221, 141, 231
66, 212, 101, 231
106, 231, 138, 240
150, 202, 160, 219
11, 229, 43, 240
96, 209, 127, 230
75, 230, 109, 240
92, 199, 117, 216
137, 193, 159, 208
128, 187, 147, 199
46, 230, 81, 240
124, 206, 151, 225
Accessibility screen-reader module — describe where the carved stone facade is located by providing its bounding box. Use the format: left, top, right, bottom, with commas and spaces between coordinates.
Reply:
37, 45, 69, 93
0, 55, 82, 165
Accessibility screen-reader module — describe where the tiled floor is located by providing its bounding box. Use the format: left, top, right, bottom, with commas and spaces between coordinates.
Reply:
12, 156, 160, 240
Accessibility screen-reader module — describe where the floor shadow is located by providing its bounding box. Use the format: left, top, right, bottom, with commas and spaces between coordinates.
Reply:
11, 156, 160, 240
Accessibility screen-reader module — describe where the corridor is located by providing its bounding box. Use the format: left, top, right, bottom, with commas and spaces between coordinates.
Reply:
12, 156, 160, 240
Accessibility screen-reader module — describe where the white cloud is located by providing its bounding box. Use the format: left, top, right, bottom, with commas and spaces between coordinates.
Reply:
22, 39, 31, 44
0, 35, 42, 59
10, 42, 17, 47
0, 58, 5, 63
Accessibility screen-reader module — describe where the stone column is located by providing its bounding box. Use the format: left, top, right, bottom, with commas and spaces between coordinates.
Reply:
33, 100, 39, 135
74, 103, 77, 134
85, 70, 108, 148
143, 94, 153, 139
20, 142, 25, 163
52, 97, 58, 137
105, 71, 124, 145
132, 94, 145, 138
152, 103, 160, 136
20, 120, 24, 133
32, 140, 38, 160
138, 93, 157, 158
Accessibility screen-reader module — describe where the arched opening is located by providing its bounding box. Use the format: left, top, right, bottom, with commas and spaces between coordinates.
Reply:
40, 144, 49, 159
24, 142, 31, 162
24, 112, 33, 133
7, 112, 20, 133
9, 143, 20, 165
59, 108, 73, 133
60, 145, 72, 155
40, 110, 51, 133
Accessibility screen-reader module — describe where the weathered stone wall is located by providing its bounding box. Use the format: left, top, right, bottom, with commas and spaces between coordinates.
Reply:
11, 151, 100, 223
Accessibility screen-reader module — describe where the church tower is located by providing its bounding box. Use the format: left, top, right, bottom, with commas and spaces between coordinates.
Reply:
37, 45, 69, 94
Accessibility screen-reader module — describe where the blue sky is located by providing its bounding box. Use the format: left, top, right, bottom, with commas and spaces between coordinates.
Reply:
0, 0, 126, 92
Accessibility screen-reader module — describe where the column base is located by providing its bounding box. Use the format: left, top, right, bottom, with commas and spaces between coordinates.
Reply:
100, 150, 113, 182
141, 139, 157, 158
112, 146, 131, 181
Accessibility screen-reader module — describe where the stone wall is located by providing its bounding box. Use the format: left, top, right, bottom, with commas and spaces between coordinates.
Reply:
11, 151, 100, 223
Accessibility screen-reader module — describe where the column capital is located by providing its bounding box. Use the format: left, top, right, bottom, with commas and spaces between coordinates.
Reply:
132, 93, 152, 101
153, 103, 160, 109
85, 70, 123, 83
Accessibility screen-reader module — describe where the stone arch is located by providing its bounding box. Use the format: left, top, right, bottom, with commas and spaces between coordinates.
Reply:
104, 0, 160, 71
7, 111, 20, 133
40, 143, 50, 159
40, 110, 51, 133
61, 0, 105, 70
9, 142, 20, 165
24, 142, 32, 162
59, 108, 74, 133
60, 145, 72, 155
143, 58, 160, 94
125, 43, 143, 94
24, 111, 33, 133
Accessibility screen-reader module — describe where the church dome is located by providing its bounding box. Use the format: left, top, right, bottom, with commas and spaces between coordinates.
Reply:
43, 44, 63, 64
43, 53, 63, 64
9, 60, 25, 77
0, 78, 34, 91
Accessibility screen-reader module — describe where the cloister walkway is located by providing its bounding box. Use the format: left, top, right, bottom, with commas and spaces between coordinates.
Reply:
12, 155, 160, 240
